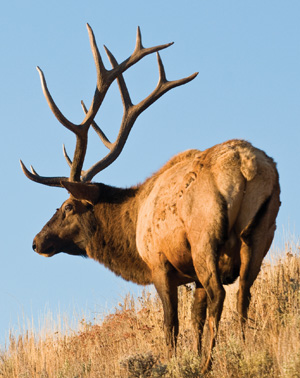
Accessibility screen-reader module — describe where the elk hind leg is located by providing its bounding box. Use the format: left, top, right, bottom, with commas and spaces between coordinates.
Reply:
203, 280, 225, 373
237, 241, 252, 338
238, 195, 278, 337
192, 237, 226, 373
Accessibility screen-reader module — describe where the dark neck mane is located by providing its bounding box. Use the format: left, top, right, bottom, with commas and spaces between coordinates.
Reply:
86, 183, 152, 285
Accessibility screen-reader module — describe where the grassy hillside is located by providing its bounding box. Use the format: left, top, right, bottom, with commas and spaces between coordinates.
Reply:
1, 245, 299, 378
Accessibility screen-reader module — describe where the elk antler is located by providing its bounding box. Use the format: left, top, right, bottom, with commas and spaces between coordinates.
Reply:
20, 24, 198, 186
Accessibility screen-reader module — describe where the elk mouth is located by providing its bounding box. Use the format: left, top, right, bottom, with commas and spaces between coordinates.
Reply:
32, 239, 87, 258
40, 246, 57, 257
32, 241, 57, 257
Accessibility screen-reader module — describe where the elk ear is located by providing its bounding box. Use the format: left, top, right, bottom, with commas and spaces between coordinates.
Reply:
61, 181, 100, 205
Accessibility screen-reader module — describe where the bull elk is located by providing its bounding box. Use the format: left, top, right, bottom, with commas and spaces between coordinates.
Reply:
20, 24, 280, 373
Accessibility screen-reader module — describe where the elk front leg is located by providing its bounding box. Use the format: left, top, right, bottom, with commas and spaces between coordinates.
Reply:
191, 284, 207, 354
152, 265, 178, 357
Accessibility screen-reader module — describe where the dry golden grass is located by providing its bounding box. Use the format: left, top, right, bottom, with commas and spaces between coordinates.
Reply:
1, 243, 299, 378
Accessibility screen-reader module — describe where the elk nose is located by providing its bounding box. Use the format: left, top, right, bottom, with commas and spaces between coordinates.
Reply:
32, 239, 37, 252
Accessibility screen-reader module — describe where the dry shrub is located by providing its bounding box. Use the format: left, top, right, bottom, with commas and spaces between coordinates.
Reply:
0, 246, 299, 377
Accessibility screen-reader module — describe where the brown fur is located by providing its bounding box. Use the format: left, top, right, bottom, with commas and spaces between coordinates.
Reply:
32, 139, 280, 373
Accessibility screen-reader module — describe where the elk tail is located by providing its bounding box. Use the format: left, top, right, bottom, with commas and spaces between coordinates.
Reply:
239, 150, 257, 181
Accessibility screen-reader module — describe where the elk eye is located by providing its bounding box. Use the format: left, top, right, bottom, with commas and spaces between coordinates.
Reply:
64, 204, 73, 213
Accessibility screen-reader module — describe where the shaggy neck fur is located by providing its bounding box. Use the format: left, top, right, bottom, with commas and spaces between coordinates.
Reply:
86, 184, 152, 285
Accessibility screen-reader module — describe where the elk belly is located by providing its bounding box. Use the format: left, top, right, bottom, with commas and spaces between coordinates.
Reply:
157, 230, 195, 279
138, 213, 195, 280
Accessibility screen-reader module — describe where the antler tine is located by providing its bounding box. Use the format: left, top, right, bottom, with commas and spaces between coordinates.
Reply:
20, 160, 68, 187
86, 23, 107, 83
79, 24, 109, 129
81, 100, 112, 150
104, 45, 133, 110
30, 165, 39, 175
37, 67, 80, 135
155, 52, 199, 89
81, 51, 198, 182
63, 144, 89, 178
156, 52, 167, 83
63, 144, 72, 168
135, 26, 143, 51
130, 26, 174, 64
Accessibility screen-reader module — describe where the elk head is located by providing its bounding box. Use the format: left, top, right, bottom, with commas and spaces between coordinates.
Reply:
31, 182, 101, 258
21, 24, 198, 257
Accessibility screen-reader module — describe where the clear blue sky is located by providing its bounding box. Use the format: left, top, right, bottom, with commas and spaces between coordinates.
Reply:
1, 1, 300, 343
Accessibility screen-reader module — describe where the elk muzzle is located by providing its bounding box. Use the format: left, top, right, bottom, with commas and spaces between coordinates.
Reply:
32, 230, 58, 257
